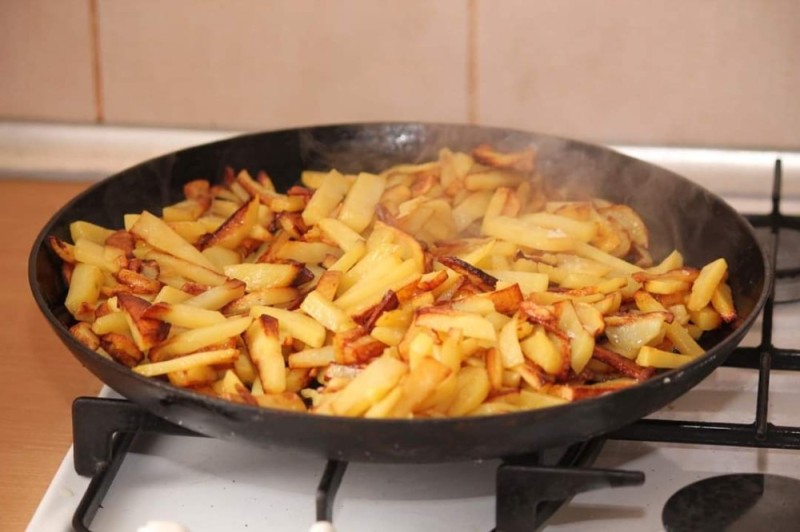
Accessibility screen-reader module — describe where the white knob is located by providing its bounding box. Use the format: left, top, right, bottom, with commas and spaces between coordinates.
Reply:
137, 521, 189, 532
308, 521, 336, 532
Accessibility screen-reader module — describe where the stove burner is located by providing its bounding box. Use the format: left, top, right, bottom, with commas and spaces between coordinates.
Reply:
754, 226, 800, 303
662, 473, 800, 532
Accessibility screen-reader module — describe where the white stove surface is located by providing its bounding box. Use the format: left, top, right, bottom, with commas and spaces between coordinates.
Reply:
27, 305, 800, 532
26, 374, 800, 532
23, 138, 800, 532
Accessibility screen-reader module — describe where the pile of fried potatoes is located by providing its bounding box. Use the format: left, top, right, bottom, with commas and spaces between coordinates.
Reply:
50, 144, 737, 418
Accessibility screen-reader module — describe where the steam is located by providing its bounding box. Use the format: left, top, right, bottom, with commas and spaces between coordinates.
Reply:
296, 123, 753, 269
536, 134, 720, 264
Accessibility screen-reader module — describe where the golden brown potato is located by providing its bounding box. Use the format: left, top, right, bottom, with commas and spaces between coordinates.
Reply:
52, 144, 736, 418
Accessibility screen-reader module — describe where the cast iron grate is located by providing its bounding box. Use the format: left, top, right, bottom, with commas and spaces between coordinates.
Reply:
69, 397, 645, 532
611, 160, 800, 449
69, 161, 797, 532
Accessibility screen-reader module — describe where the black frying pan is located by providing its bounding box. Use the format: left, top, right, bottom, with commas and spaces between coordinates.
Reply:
29, 123, 769, 463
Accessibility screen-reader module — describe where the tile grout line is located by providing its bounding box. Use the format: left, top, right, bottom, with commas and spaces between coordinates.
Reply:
467, 0, 479, 124
88, 0, 105, 123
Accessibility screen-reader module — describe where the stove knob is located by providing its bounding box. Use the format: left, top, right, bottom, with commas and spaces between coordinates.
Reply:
309, 521, 336, 532
137, 521, 188, 532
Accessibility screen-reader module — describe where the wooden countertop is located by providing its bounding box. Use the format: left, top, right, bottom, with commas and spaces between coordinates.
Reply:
0, 179, 102, 531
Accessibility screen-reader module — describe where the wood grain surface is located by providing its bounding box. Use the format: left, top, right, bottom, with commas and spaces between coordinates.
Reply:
0, 180, 102, 531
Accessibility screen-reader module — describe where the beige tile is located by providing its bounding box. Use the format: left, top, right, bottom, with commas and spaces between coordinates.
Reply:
0, 0, 95, 122
477, 0, 800, 149
99, 0, 469, 130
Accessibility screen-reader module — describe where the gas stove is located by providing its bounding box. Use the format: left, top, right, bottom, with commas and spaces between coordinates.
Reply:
22, 129, 800, 532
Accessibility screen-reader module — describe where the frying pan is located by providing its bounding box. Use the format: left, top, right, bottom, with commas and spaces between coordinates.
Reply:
29, 123, 769, 463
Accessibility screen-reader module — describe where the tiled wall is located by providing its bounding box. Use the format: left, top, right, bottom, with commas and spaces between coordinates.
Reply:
2, 0, 798, 149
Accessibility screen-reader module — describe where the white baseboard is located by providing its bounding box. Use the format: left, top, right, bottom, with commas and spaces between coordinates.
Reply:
0, 121, 239, 181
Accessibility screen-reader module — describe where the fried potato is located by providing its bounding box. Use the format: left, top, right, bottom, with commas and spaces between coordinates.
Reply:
299, 290, 357, 333
338, 172, 387, 233
100, 332, 144, 367
167, 364, 218, 388
91, 311, 130, 336
688, 258, 728, 311
483, 216, 574, 252
220, 286, 295, 314
472, 144, 534, 173
555, 300, 595, 374
301, 170, 352, 226
57, 144, 737, 418
250, 304, 327, 348
447, 366, 491, 416
497, 312, 525, 368
223, 262, 301, 291
131, 211, 217, 270
415, 308, 497, 342
65, 263, 104, 321
245, 315, 286, 394
488, 270, 548, 294
520, 327, 567, 377
711, 282, 737, 322
288, 345, 335, 369
390, 357, 451, 418
522, 212, 598, 242
147, 250, 227, 287
254, 392, 306, 412
73, 238, 126, 274
330, 355, 408, 416
335, 258, 420, 314
142, 303, 227, 328
452, 191, 493, 233
318, 217, 365, 252
604, 312, 669, 359
635, 291, 704, 357
70, 322, 100, 350
149, 316, 252, 362
690, 306, 723, 331
276, 241, 340, 264
117, 293, 169, 352
198, 197, 260, 250
635, 346, 695, 369
182, 279, 246, 310
134, 348, 239, 377
70, 220, 115, 245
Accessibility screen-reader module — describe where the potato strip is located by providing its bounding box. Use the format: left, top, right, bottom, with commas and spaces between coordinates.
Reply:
133, 348, 239, 377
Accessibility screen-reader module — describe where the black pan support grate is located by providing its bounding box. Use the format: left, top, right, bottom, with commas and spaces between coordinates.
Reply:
612, 160, 800, 449
69, 161, 797, 532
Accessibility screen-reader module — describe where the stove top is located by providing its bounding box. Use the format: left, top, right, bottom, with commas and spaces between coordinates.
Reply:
25, 142, 800, 532
28, 363, 800, 532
